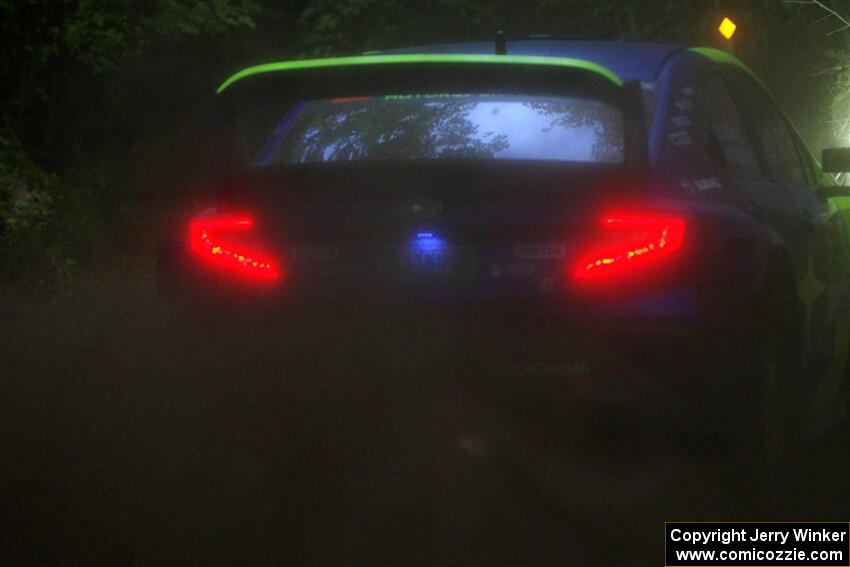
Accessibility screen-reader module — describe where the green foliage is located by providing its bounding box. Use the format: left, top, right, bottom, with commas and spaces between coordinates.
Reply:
0, 1, 262, 284
53, 1, 130, 73
294, 0, 698, 56
146, 0, 261, 37
0, 130, 72, 282
0, 131, 55, 240
296, 0, 498, 55
1, 0, 261, 76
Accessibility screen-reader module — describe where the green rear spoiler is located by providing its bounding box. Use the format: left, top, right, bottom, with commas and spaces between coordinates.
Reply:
216, 53, 623, 94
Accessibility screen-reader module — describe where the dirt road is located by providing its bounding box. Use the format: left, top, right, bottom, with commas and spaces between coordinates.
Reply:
1, 274, 848, 565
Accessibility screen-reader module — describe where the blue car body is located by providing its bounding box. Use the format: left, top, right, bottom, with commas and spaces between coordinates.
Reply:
158, 40, 850, 442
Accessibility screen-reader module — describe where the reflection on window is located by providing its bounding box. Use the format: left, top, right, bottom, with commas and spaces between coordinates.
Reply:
726, 73, 808, 186
701, 75, 762, 178
254, 94, 624, 165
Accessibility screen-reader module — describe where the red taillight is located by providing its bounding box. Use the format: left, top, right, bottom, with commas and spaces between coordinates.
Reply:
189, 212, 281, 282
572, 213, 686, 281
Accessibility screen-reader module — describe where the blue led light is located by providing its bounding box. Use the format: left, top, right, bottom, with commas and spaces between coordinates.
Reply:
408, 232, 448, 265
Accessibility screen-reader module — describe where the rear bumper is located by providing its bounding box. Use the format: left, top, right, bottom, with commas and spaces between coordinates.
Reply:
158, 242, 747, 437
190, 297, 743, 437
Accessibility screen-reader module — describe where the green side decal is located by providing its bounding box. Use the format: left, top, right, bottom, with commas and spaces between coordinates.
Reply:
216, 54, 623, 94
798, 244, 826, 326
689, 47, 764, 86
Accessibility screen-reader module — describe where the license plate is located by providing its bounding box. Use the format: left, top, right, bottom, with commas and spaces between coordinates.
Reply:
401, 246, 476, 281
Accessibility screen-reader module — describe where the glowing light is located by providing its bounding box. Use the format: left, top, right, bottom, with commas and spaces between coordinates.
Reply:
718, 17, 737, 40
189, 213, 281, 282
408, 231, 449, 267
216, 54, 624, 94
572, 213, 686, 281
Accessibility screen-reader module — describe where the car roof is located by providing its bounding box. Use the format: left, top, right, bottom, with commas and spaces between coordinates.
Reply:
379, 40, 686, 82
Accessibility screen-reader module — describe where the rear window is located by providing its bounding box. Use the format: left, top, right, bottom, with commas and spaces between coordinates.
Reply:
242, 94, 624, 166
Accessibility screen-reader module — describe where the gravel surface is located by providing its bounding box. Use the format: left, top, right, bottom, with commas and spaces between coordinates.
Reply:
1, 275, 848, 565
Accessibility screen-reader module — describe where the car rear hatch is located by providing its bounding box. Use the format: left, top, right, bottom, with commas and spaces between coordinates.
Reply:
207, 54, 651, 307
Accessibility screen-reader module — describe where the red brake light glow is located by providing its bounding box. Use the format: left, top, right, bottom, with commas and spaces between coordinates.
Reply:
572, 213, 686, 281
189, 213, 281, 282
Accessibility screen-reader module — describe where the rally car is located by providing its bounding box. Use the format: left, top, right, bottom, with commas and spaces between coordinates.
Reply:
157, 39, 850, 487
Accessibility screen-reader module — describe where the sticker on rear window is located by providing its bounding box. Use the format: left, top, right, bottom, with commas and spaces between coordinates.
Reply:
668, 131, 692, 146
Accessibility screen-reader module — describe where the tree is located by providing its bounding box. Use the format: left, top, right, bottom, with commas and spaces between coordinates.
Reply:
782, 1, 850, 153
0, 1, 261, 282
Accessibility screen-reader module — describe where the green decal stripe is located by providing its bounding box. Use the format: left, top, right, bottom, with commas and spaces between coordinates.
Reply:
216, 54, 623, 94
689, 47, 763, 85
690, 47, 831, 184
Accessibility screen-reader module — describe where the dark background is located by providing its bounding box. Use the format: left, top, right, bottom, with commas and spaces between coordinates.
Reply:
1, 2, 849, 565
2, 0, 850, 285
